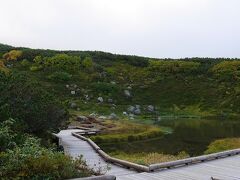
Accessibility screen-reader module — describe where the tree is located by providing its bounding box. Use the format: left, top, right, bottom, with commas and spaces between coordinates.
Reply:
3, 50, 22, 61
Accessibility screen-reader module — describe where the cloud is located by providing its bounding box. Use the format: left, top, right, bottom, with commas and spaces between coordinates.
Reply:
0, 0, 240, 58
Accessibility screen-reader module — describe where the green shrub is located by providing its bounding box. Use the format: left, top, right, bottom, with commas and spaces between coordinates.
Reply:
21, 59, 30, 67
48, 71, 72, 82
30, 65, 43, 71
91, 82, 120, 95
211, 61, 240, 81
0, 137, 92, 179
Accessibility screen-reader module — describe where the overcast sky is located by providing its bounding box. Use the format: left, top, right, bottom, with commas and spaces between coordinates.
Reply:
0, 0, 240, 58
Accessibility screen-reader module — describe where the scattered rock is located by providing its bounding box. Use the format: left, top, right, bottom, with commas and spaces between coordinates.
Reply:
123, 112, 128, 116
108, 113, 118, 120
135, 105, 141, 109
66, 84, 70, 88
127, 86, 132, 90
127, 106, 135, 113
85, 94, 90, 101
71, 91, 76, 95
108, 98, 113, 103
124, 90, 131, 98
77, 108, 80, 111
77, 116, 88, 122
111, 81, 116, 85
70, 102, 77, 109
89, 113, 97, 118
98, 116, 107, 120
147, 105, 155, 112
134, 108, 141, 115
129, 113, 135, 120
97, 97, 104, 103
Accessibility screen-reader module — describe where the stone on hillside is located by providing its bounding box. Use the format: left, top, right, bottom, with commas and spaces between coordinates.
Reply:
97, 97, 104, 103
77, 116, 88, 122
127, 105, 135, 113
127, 86, 132, 90
147, 105, 155, 112
89, 113, 97, 118
108, 113, 118, 120
134, 108, 141, 115
124, 90, 131, 98
66, 84, 70, 88
108, 98, 113, 103
98, 116, 107, 120
77, 108, 80, 111
123, 112, 128, 116
129, 113, 135, 120
71, 90, 76, 95
111, 81, 116, 85
135, 105, 141, 109
70, 102, 77, 109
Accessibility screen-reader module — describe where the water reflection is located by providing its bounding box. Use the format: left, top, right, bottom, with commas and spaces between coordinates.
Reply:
99, 118, 240, 156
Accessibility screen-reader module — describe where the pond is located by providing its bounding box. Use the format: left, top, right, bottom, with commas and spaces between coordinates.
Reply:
97, 118, 240, 156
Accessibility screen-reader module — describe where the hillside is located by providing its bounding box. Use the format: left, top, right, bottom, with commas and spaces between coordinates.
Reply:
1, 43, 240, 118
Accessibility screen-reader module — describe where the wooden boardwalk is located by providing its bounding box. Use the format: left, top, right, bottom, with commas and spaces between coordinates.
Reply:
57, 129, 137, 177
118, 155, 240, 180
57, 129, 240, 180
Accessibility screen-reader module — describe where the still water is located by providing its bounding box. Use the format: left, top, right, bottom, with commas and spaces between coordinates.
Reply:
98, 118, 240, 156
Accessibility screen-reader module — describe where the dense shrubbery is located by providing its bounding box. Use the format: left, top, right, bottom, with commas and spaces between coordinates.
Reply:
3, 50, 22, 61
148, 60, 200, 74
211, 61, 240, 81
0, 72, 68, 136
48, 71, 72, 82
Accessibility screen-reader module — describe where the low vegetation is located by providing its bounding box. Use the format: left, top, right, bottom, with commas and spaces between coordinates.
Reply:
205, 138, 240, 154
90, 121, 163, 143
110, 151, 189, 165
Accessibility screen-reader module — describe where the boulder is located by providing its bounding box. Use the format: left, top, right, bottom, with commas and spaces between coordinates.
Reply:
98, 116, 107, 120
134, 108, 141, 115
127, 105, 135, 113
135, 105, 141, 109
97, 97, 104, 103
108, 98, 113, 103
124, 90, 131, 98
66, 84, 70, 88
108, 113, 118, 120
71, 91, 76, 95
70, 102, 77, 109
147, 105, 155, 112
89, 113, 97, 118
77, 116, 88, 122
123, 112, 128, 116
129, 113, 135, 120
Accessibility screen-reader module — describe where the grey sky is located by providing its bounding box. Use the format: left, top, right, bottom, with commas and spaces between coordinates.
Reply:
0, 0, 240, 58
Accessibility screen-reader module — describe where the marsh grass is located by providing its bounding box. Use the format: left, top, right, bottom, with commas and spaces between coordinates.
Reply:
110, 151, 189, 165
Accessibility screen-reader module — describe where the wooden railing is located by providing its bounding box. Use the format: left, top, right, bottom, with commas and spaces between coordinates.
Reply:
70, 130, 240, 173
72, 132, 149, 172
